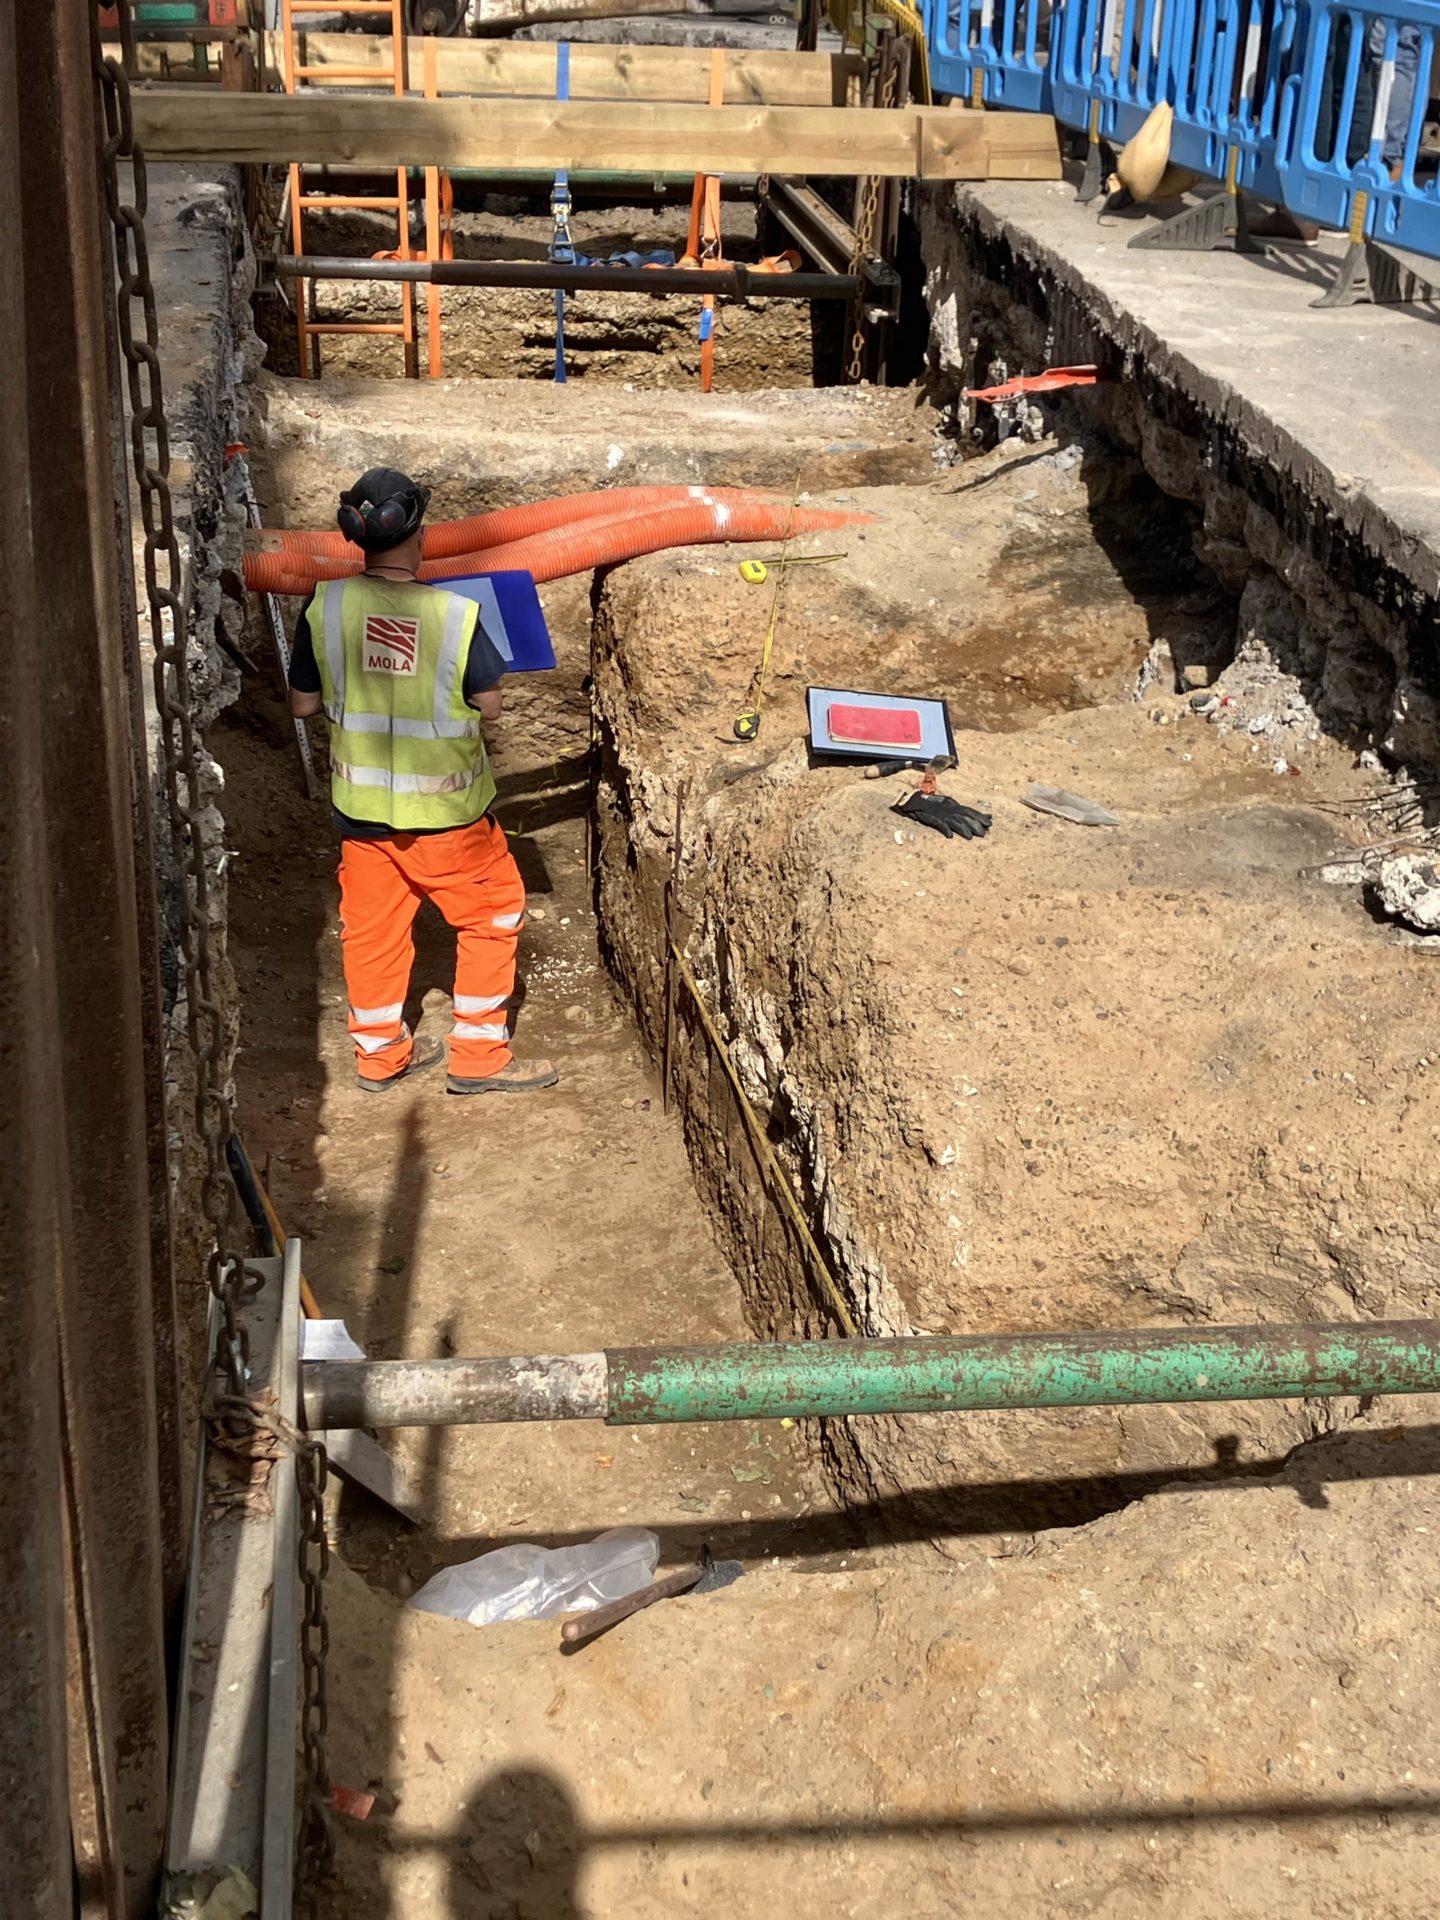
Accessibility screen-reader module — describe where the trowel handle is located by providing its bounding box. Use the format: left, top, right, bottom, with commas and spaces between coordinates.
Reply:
560, 1564, 704, 1646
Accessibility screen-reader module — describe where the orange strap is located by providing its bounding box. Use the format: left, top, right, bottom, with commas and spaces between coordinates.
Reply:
687, 50, 726, 254
686, 172, 704, 263
696, 49, 725, 393
439, 170, 455, 262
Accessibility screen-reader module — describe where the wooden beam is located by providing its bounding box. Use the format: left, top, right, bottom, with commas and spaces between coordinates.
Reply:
922, 104, 1061, 178
267, 31, 866, 106
130, 91, 1062, 181
467, 0, 684, 24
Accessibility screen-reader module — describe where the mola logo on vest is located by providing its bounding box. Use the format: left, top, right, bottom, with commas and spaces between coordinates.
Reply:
363, 614, 420, 676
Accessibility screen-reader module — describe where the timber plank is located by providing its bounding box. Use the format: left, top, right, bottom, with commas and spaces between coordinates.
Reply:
129, 91, 1061, 182
921, 105, 1061, 181
269, 31, 866, 104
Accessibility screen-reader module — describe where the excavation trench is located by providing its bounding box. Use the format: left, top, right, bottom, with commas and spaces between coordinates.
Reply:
225, 379, 942, 1603
154, 159, 1440, 1918
260, 196, 849, 387
231, 322, 1440, 1570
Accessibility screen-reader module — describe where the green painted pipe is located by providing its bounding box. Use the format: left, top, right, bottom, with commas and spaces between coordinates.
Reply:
303, 1321, 1440, 1431
604, 1322, 1440, 1425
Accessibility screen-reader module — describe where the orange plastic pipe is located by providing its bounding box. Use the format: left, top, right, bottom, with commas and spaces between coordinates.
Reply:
257, 484, 800, 564
244, 497, 866, 597
426, 497, 864, 582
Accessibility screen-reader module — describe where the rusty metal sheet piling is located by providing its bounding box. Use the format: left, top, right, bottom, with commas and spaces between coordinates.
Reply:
0, 3, 75, 1907
1, 3, 180, 1913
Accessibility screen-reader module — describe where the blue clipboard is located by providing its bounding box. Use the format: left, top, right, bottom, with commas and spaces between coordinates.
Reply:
430, 570, 557, 674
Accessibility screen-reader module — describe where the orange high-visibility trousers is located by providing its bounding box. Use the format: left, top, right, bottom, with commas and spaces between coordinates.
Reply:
337, 817, 526, 1084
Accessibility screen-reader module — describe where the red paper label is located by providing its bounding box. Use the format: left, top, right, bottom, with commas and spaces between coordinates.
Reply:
828, 703, 923, 748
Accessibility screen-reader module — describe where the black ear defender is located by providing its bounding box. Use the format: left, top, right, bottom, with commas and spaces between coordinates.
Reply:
337, 476, 431, 550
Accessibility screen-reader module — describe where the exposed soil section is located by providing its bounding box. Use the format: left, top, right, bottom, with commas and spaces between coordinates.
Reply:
219, 387, 986, 1658
262, 201, 840, 387
317, 1409, 1440, 1918
151, 143, 1440, 1920
257, 376, 939, 532
592, 435, 1440, 1535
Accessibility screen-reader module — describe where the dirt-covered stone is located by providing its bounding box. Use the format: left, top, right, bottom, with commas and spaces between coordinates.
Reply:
916, 184, 1435, 776
592, 440, 1440, 1533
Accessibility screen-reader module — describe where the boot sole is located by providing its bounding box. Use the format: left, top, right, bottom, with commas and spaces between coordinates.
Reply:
446, 1070, 560, 1096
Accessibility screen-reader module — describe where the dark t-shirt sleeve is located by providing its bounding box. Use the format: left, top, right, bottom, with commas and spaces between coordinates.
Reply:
463, 609, 509, 701
288, 592, 322, 694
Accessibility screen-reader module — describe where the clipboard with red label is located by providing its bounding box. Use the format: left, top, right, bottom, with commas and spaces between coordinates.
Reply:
807, 686, 955, 764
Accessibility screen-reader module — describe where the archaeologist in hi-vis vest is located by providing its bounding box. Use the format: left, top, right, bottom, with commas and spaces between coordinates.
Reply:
288, 467, 557, 1097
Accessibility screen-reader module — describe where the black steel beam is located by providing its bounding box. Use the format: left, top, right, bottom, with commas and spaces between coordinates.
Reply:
274, 253, 862, 300
759, 175, 901, 317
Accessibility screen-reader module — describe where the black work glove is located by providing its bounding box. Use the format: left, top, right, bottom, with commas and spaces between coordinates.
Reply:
892, 791, 992, 841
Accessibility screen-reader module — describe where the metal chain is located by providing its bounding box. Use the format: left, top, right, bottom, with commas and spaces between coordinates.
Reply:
94, 45, 254, 1389
845, 56, 899, 384
295, 1435, 334, 1902
91, 27, 333, 1909
208, 1393, 335, 1902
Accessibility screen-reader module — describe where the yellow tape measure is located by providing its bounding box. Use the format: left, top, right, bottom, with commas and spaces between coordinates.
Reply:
739, 551, 846, 587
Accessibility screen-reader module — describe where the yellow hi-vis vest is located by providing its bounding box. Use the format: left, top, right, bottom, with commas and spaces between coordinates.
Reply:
312, 576, 498, 831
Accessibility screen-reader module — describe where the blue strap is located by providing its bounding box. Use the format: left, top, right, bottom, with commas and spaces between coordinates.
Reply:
550, 43, 572, 384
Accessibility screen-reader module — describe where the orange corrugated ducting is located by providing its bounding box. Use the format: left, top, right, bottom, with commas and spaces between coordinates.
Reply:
420, 498, 865, 585
256, 485, 799, 565
244, 495, 867, 597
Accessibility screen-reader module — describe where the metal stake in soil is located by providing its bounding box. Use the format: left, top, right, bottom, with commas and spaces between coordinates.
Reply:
661, 783, 685, 1116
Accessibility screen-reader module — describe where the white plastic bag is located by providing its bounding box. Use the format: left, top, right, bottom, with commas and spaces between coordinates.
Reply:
1022, 783, 1119, 828
408, 1527, 660, 1627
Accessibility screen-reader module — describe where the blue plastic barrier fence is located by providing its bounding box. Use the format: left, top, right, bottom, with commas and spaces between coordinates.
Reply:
1163, 0, 1303, 201
1049, 0, 1302, 208
924, 0, 1055, 108
1277, 0, 1439, 251
1052, 0, 1178, 146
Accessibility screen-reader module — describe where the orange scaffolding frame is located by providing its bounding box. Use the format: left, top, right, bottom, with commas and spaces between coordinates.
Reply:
280, 0, 418, 378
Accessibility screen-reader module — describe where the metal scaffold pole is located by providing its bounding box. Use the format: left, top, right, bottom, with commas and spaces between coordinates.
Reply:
273, 254, 866, 300
303, 1319, 1440, 1431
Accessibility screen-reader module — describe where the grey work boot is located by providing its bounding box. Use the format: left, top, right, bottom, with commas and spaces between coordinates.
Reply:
357, 1033, 445, 1092
447, 1057, 559, 1096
